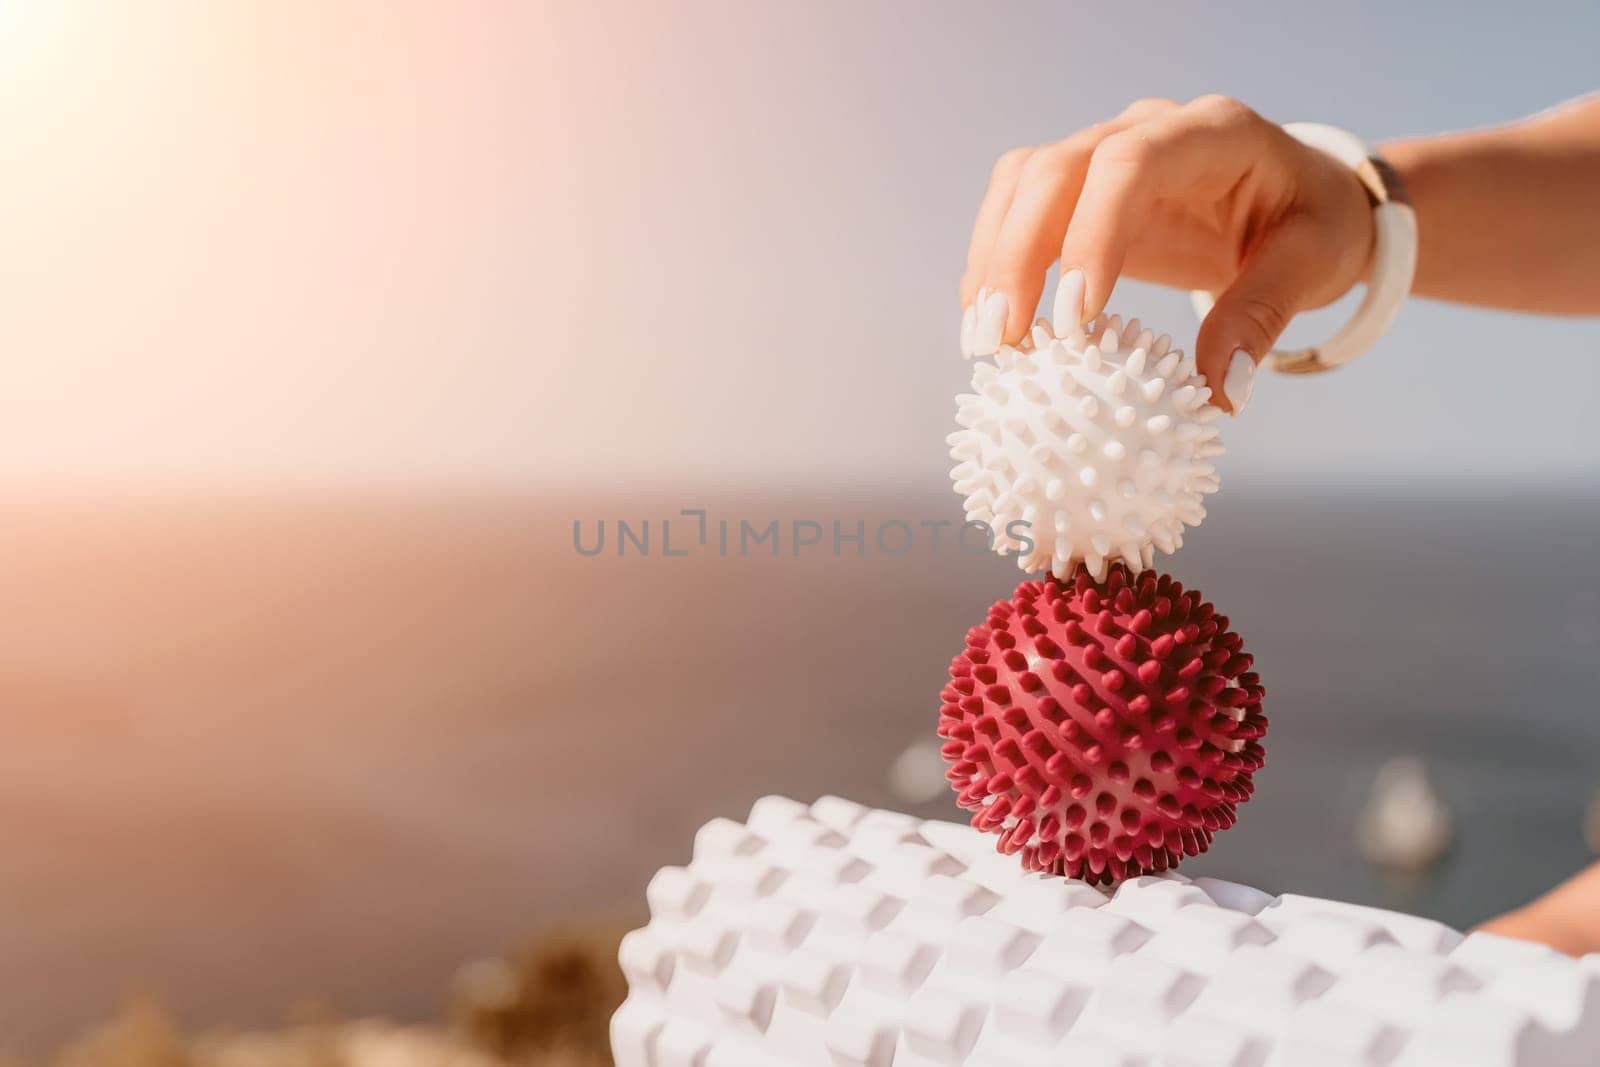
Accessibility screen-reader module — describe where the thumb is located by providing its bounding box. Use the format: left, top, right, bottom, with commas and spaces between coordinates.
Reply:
1196, 220, 1323, 415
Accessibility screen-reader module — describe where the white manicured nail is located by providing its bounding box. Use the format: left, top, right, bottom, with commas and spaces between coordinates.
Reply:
974, 288, 1007, 356
1224, 349, 1256, 415
959, 302, 976, 358
1053, 268, 1084, 336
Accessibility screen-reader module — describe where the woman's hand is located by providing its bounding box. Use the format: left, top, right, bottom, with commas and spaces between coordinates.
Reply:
959, 95, 1376, 414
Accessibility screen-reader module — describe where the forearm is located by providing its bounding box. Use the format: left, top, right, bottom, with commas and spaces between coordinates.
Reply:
1480, 859, 1600, 957
1382, 94, 1600, 314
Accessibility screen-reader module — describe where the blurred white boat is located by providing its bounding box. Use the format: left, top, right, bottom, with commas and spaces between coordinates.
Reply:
1358, 756, 1455, 874
888, 737, 951, 805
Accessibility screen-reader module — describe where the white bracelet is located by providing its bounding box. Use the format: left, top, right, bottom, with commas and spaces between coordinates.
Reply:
1189, 122, 1418, 375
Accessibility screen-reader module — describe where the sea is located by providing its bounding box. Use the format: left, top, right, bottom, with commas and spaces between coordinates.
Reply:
1, 485, 1597, 1051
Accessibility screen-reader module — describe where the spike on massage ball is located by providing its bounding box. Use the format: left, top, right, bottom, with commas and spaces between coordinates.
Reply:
938, 564, 1266, 885
949, 313, 1221, 581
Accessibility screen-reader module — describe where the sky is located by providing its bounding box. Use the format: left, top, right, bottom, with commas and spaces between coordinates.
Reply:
2, 0, 1598, 490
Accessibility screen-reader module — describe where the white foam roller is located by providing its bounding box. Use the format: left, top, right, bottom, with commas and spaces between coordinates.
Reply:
614, 796, 1600, 1066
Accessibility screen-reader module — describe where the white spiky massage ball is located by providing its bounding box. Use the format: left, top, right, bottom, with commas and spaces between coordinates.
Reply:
948, 314, 1223, 581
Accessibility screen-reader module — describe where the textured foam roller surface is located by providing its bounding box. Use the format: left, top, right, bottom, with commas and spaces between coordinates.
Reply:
948, 313, 1221, 582
940, 566, 1265, 884
613, 796, 1600, 1067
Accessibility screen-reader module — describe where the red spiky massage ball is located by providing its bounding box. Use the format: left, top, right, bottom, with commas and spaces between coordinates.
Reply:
938, 564, 1267, 885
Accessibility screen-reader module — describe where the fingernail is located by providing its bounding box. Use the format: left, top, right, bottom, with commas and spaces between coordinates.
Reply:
1053, 268, 1084, 337
959, 302, 976, 358
973, 288, 1007, 356
1224, 348, 1256, 415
